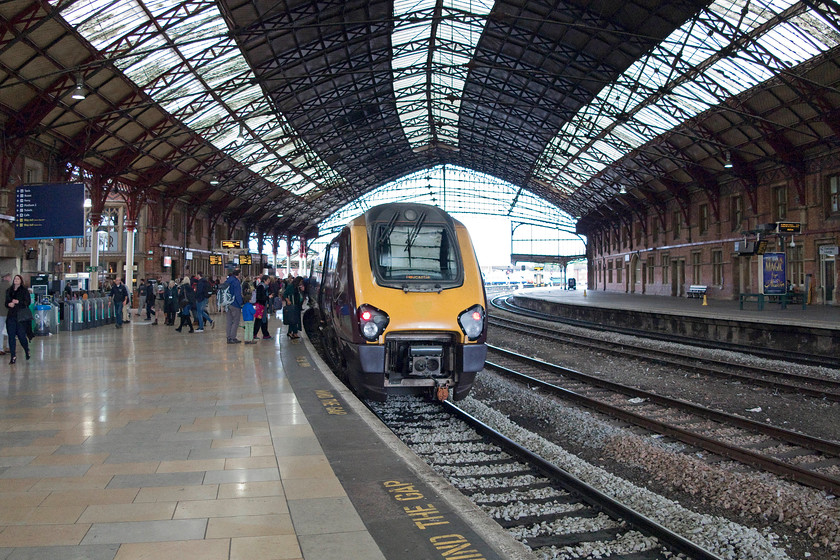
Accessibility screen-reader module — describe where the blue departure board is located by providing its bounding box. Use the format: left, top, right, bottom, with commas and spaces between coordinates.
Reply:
15, 183, 85, 240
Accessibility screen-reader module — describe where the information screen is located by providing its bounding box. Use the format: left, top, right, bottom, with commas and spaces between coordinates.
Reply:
15, 183, 85, 240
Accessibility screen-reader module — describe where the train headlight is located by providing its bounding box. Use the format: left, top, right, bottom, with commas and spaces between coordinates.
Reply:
358, 304, 389, 341
458, 304, 485, 341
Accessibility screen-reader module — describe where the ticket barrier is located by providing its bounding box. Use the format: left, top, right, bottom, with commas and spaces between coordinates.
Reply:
61, 301, 74, 331
76, 300, 87, 330
104, 297, 114, 325
59, 298, 117, 331
85, 299, 95, 328
51, 303, 60, 333
92, 298, 103, 327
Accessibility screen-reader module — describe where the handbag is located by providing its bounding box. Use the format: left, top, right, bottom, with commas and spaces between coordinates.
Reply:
17, 306, 33, 323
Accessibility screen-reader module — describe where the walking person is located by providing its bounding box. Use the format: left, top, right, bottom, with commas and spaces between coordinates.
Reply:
5, 275, 31, 364
0, 273, 10, 354
283, 276, 304, 339
110, 276, 129, 329
175, 277, 195, 333
136, 278, 146, 317
223, 269, 243, 344
253, 275, 271, 339
193, 272, 215, 332
145, 278, 157, 324
241, 282, 257, 344
155, 281, 165, 320
163, 280, 178, 326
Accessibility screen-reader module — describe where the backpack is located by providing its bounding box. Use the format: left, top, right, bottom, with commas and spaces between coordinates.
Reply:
217, 281, 234, 309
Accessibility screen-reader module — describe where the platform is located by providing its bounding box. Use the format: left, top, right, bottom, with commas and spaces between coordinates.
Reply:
505, 287, 840, 359
0, 317, 531, 560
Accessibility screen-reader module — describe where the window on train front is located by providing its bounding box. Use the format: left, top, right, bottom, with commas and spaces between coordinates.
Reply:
373, 224, 462, 289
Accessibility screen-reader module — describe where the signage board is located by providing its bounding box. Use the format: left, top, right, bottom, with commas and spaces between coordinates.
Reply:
163, 256, 172, 267
221, 240, 242, 249
819, 246, 839, 256
209, 255, 222, 265
240, 254, 252, 265
776, 222, 801, 234
15, 183, 85, 240
186, 251, 193, 260
734, 241, 755, 254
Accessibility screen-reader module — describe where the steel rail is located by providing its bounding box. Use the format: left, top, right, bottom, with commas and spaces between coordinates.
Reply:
486, 344, 840, 495
488, 315, 840, 401
440, 400, 725, 560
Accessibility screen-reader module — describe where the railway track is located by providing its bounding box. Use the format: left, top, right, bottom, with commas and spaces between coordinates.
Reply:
370, 396, 724, 560
490, 295, 840, 369
485, 344, 840, 495
487, 314, 840, 402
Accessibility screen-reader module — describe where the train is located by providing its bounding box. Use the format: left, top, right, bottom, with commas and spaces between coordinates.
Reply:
305, 202, 488, 401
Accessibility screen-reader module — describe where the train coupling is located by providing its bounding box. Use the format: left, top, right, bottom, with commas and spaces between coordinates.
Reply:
434, 381, 450, 402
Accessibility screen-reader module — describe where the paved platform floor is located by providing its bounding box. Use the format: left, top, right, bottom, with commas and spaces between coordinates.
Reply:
500, 286, 840, 330
0, 314, 529, 560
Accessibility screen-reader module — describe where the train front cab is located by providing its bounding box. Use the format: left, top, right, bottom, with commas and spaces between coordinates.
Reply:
319, 204, 487, 401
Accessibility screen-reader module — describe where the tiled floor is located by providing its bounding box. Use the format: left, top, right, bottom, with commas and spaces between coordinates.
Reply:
0, 314, 383, 560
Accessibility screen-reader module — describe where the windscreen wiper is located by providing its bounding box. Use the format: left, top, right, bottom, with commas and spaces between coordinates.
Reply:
404, 211, 426, 254
377, 213, 399, 250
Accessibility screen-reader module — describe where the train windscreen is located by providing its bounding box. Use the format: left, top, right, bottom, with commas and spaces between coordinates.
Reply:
372, 223, 463, 290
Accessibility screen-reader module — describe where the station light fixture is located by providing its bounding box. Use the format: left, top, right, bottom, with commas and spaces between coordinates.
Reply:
619, 185, 627, 194
71, 76, 87, 100
724, 151, 733, 168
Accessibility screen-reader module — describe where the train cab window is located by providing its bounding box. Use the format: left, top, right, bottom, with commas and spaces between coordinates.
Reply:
374, 224, 460, 284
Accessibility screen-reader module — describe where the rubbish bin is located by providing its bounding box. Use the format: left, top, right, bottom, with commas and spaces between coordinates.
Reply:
34, 304, 51, 336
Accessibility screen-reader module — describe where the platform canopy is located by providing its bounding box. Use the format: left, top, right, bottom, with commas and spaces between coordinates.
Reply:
1, 0, 839, 237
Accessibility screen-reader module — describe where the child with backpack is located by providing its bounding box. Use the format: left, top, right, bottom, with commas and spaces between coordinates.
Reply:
241, 281, 257, 344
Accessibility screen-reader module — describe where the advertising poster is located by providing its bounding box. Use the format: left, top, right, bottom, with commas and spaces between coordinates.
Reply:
762, 252, 786, 295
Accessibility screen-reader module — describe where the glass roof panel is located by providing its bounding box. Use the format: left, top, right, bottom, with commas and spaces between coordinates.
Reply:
534, 0, 840, 204
314, 165, 581, 255
391, 0, 493, 150
50, 0, 344, 201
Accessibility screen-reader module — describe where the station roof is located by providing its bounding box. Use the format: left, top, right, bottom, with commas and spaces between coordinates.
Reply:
1, 0, 839, 237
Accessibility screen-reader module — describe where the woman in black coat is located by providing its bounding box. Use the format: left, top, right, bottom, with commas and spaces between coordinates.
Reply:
175, 277, 195, 333
5, 274, 31, 364
163, 280, 178, 326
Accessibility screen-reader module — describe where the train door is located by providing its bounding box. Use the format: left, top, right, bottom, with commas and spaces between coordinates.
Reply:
333, 231, 355, 339
819, 250, 835, 303
319, 241, 338, 318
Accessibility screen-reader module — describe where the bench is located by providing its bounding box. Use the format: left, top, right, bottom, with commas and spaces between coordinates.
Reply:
687, 285, 707, 298
739, 293, 764, 310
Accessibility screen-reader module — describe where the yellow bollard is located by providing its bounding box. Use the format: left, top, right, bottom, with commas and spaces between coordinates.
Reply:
702, 294, 708, 306
583, 289, 587, 297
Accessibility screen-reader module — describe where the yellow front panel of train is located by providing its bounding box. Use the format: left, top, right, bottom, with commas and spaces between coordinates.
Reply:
349, 223, 485, 342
